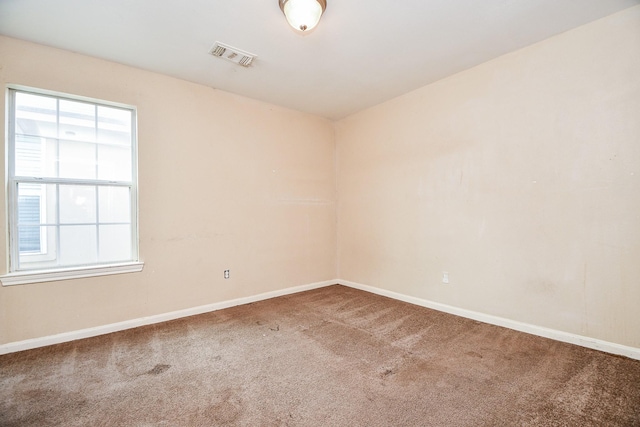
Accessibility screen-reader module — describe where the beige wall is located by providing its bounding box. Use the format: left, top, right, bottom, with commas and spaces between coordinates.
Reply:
0, 36, 336, 344
336, 7, 640, 348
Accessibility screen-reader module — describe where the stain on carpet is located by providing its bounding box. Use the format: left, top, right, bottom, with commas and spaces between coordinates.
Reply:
204, 389, 243, 425
380, 368, 395, 378
146, 364, 171, 375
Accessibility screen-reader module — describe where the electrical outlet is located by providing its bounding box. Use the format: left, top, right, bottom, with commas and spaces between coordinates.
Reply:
442, 272, 449, 284
224, 270, 230, 279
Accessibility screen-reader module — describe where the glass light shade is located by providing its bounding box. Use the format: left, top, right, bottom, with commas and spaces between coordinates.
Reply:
281, 0, 326, 32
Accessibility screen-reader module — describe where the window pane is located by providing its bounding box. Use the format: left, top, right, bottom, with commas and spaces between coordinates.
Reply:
15, 92, 57, 139
97, 145, 131, 181
18, 225, 40, 253
99, 186, 131, 223
15, 135, 58, 178
59, 99, 96, 142
98, 106, 132, 146
59, 225, 97, 266
17, 183, 57, 224
15, 135, 43, 177
16, 184, 57, 270
18, 196, 40, 224
99, 224, 131, 263
59, 185, 96, 224
59, 140, 96, 179
17, 225, 58, 270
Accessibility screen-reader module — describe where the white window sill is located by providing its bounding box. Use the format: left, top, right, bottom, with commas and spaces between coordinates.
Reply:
0, 262, 144, 286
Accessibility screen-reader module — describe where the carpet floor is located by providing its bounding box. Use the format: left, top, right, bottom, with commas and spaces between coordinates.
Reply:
1, 285, 639, 426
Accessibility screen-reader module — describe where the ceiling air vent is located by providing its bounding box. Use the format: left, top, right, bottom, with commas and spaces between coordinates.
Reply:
209, 42, 256, 68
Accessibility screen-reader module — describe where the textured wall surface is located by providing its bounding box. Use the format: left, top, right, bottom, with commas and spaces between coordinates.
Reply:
0, 36, 336, 344
336, 7, 640, 348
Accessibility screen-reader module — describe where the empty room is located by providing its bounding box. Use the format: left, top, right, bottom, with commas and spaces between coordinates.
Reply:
1, 0, 639, 425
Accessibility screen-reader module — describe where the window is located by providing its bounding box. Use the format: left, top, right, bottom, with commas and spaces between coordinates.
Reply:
2, 87, 141, 284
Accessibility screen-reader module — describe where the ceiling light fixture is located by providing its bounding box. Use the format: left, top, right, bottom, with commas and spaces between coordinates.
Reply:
279, 0, 327, 33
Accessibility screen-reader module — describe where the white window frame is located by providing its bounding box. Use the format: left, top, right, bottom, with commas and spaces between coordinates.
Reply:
1, 86, 143, 286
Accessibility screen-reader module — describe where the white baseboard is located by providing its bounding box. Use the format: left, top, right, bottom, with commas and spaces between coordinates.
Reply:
0, 279, 336, 355
3, 279, 639, 361
338, 279, 640, 361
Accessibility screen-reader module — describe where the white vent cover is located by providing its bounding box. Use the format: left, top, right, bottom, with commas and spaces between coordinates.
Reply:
209, 42, 256, 68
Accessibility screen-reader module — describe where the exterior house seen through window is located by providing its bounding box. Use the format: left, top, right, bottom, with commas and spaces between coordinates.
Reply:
5, 87, 139, 278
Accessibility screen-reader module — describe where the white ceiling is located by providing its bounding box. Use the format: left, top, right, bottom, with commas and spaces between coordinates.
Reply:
1, 0, 638, 120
